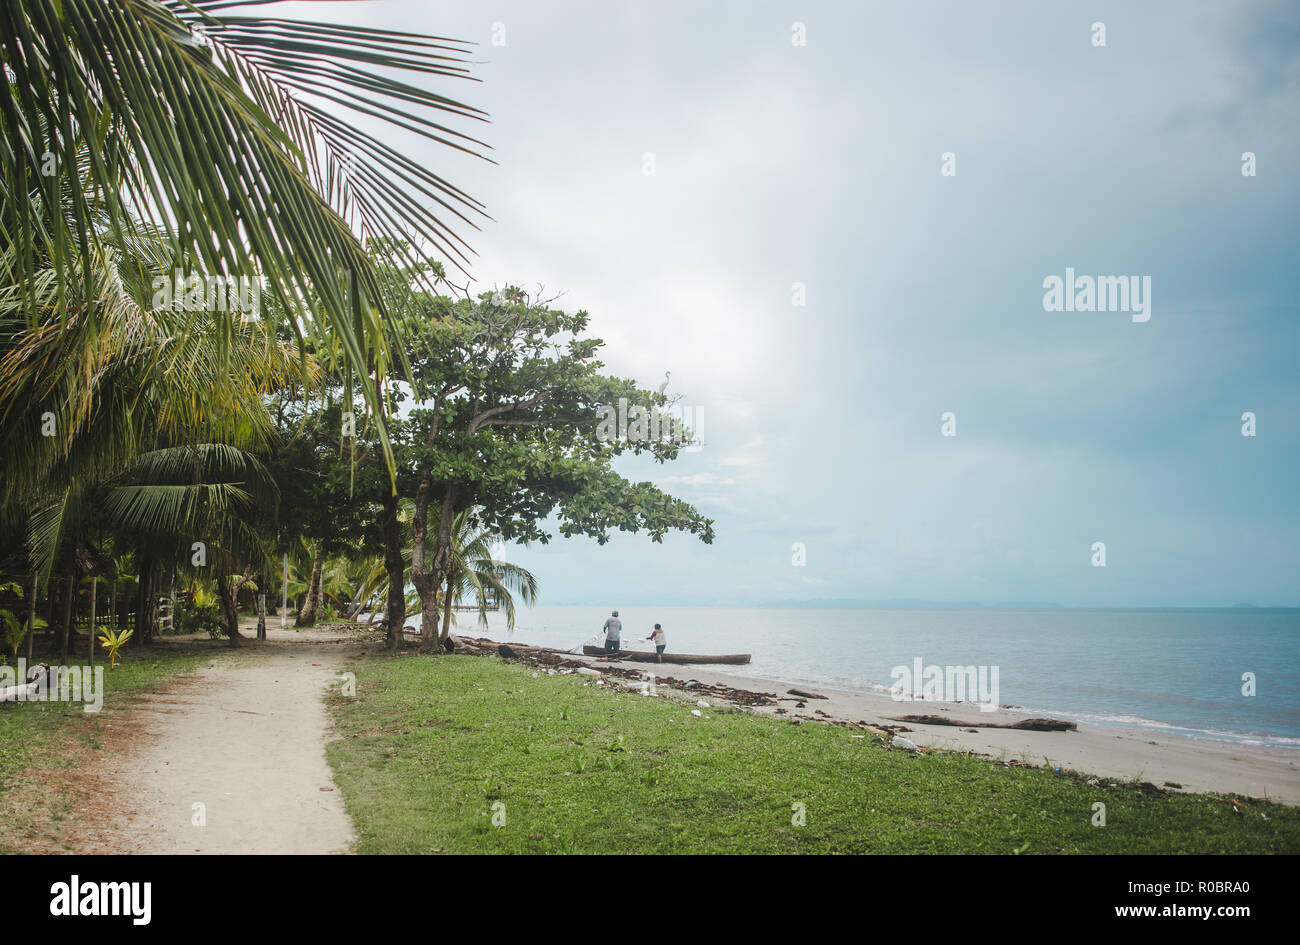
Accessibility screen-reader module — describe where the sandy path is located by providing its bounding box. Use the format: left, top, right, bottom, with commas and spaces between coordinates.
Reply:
104, 626, 356, 854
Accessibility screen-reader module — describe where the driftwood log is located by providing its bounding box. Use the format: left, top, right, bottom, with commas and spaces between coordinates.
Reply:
889, 713, 1077, 732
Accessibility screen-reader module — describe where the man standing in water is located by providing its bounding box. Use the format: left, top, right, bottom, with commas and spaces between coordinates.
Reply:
602, 611, 622, 654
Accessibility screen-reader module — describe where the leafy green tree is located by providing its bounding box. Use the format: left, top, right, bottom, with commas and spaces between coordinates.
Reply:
393, 287, 714, 650
263, 387, 416, 647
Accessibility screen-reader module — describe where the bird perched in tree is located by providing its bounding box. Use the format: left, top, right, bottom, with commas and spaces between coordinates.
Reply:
657, 371, 671, 396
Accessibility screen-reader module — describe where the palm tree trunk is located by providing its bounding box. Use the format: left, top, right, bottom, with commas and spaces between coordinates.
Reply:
440, 573, 454, 643
58, 570, 74, 664
213, 552, 239, 645
45, 587, 56, 654
410, 474, 439, 651
220, 584, 240, 645
220, 573, 242, 647
134, 548, 154, 646
297, 554, 323, 627
429, 486, 458, 645
24, 571, 37, 662
88, 576, 97, 668
381, 488, 405, 651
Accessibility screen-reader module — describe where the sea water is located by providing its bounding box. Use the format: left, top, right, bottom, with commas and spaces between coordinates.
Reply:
444, 605, 1300, 749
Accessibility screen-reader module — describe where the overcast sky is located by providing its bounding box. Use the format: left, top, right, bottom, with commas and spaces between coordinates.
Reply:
290, 0, 1299, 607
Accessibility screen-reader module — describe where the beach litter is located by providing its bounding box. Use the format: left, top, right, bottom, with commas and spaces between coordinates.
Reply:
690, 709, 703, 718
890, 713, 1077, 733
891, 735, 921, 752
787, 688, 828, 700
696, 700, 709, 708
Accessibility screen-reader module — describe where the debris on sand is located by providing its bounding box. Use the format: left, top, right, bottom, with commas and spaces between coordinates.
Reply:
786, 688, 828, 700
888, 714, 1077, 733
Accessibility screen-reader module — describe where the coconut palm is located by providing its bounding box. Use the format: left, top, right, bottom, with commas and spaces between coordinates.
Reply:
438, 510, 537, 639
4, 225, 302, 541
1, 196, 309, 651
1, 0, 490, 475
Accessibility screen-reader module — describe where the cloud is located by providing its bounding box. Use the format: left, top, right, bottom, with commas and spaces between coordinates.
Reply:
331, 0, 1300, 607
653, 473, 739, 487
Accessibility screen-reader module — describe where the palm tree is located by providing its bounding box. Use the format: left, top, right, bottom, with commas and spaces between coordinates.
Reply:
1, 200, 307, 649
291, 537, 324, 628
437, 510, 537, 641
1, 0, 490, 477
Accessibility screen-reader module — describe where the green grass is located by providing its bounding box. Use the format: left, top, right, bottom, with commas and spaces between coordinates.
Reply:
0, 640, 225, 852
326, 653, 1300, 854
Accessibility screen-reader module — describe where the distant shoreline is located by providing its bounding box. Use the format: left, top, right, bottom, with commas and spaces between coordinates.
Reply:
682, 667, 1300, 753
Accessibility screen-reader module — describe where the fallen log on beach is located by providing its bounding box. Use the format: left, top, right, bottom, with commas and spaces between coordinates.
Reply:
1004, 718, 1077, 731
889, 714, 1078, 732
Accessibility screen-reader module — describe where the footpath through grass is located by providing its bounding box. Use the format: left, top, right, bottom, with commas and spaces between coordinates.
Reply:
327, 653, 1300, 854
0, 639, 222, 852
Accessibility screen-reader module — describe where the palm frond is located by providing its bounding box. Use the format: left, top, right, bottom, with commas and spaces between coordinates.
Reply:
1, 0, 490, 481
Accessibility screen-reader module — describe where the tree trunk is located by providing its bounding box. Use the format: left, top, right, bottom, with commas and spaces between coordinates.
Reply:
24, 571, 37, 662
429, 485, 458, 645
45, 585, 56, 653
58, 570, 74, 664
216, 555, 242, 646
297, 554, 323, 627
410, 476, 438, 652
381, 488, 406, 651
134, 548, 154, 646
220, 583, 240, 645
440, 572, 454, 643
88, 576, 97, 668
413, 478, 456, 653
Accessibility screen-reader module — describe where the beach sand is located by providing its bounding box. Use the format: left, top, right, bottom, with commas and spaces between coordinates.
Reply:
579, 655, 1300, 806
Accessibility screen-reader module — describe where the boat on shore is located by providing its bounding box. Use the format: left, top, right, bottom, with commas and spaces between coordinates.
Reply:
581, 645, 751, 665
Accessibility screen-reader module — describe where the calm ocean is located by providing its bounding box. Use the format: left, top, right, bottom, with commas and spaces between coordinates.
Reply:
450, 604, 1300, 750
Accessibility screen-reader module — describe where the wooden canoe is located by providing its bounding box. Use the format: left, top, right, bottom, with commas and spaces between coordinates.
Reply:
582, 645, 750, 665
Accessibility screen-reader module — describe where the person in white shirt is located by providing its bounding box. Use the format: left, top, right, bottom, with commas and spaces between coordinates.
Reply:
644, 623, 666, 662
602, 611, 622, 654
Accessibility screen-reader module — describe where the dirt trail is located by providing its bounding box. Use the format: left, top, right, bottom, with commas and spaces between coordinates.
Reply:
99, 625, 356, 854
